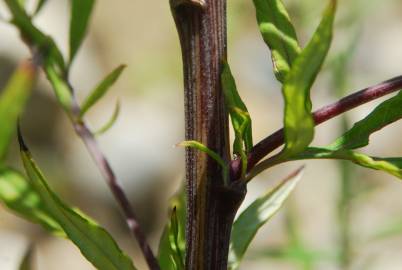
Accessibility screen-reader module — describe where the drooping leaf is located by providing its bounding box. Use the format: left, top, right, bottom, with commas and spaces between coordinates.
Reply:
0, 168, 64, 236
18, 131, 137, 270
19, 245, 34, 270
295, 148, 402, 179
0, 62, 36, 161
221, 61, 253, 177
69, 0, 95, 62
80, 65, 126, 117
279, 0, 336, 159
292, 90, 402, 179
178, 140, 228, 184
228, 167, 304, 270
95, 101, 121, 136
158, 186, 186, 270
328, 91, 402, 151
252, 0, 301, 82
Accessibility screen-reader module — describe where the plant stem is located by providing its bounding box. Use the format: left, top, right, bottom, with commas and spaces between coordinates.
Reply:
71, 113, 160, 270
171, 1, 246, 269
19, 25, 160, 270
231, 75, 402, 180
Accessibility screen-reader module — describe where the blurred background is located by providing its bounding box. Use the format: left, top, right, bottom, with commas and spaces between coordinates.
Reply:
1, 0, 402, 269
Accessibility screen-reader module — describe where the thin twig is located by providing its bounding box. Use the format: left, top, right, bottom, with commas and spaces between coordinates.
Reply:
231, 75, 402, 180
68, 88, 160, 270
27, 52, 159, 269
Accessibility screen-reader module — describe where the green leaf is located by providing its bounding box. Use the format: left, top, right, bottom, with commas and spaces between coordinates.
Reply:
4, 0, 66, 72
0, 168, 65, 236
95, 101, 121, 136
221, 61, 253, 177
17, 132, 137, 270
292, 91, 402, 179
252, 0, 301, 82
4, 0, 72, 111
19, 245, 34, 270
33, 0, 48, 16
328, 91, 402, 151
158, 186, 186, 270
280, 0, 336, 159
228, 167, 304, 270
80, 65, 126, 117
178, 140, 228, 184
295, 148, 402, 179
69, 0, 95, 62
43, 61, 73, 112
0, 62, 36, 161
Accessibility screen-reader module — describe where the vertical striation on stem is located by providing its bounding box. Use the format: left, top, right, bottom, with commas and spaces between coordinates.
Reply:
171, 0, 246, 269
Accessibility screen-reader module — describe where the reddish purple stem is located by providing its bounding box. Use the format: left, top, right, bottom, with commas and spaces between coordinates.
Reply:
230, 75, 402, 180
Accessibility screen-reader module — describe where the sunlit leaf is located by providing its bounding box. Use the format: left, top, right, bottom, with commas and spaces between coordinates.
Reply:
4, 0, 71, 111
279, 0, 336, 159
69, 0, 95, 62
328, 91, 402, 151
0, 62, 36, 161
221, 61, 253, 177
252, 0, 301, 82
293, 90, 402, 179
4, 0, 66, 71
158, 186, 186, 270
295, 148, 402, 179
18, 131, 137, 270
43, 61, 73, 112
228, 167, 304, 270
80, 65, 126, 117
178, 140, 228, 184
0, 168, 64, 236
95, 101, 121, 136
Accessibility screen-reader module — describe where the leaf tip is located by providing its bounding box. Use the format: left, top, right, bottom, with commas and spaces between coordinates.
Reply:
17, 124, 29, 152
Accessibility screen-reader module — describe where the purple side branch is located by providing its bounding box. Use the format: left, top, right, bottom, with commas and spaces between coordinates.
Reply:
72, 121, 160, 270
70, 98, 160, 270
230, 75, 402, 180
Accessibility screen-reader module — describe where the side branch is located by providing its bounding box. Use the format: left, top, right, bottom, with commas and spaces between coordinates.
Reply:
230, 75, 402, 180
69, 96, 160, 270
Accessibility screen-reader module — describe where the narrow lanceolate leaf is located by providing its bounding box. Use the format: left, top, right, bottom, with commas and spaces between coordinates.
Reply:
178, 140, 229, 184
0, 168, 64, 236
280, 0, 336, 159
221, 61, 252, 177
80, 65, 126, 117
252, 0, 301, 82
158, 186, 186, 270
69, 0, 95, 62
0, 62, 36, 161
4, 0, 66, 71
43, 62, 73, 112
17, 131, 137, 270
228, 167, 304, 270
295, 148, 402, 179
4, 0, 71, 110
95, 101, 121, 136
293, 91, 402, 179
328, 91, 402, 151
33, 0, 48, 16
